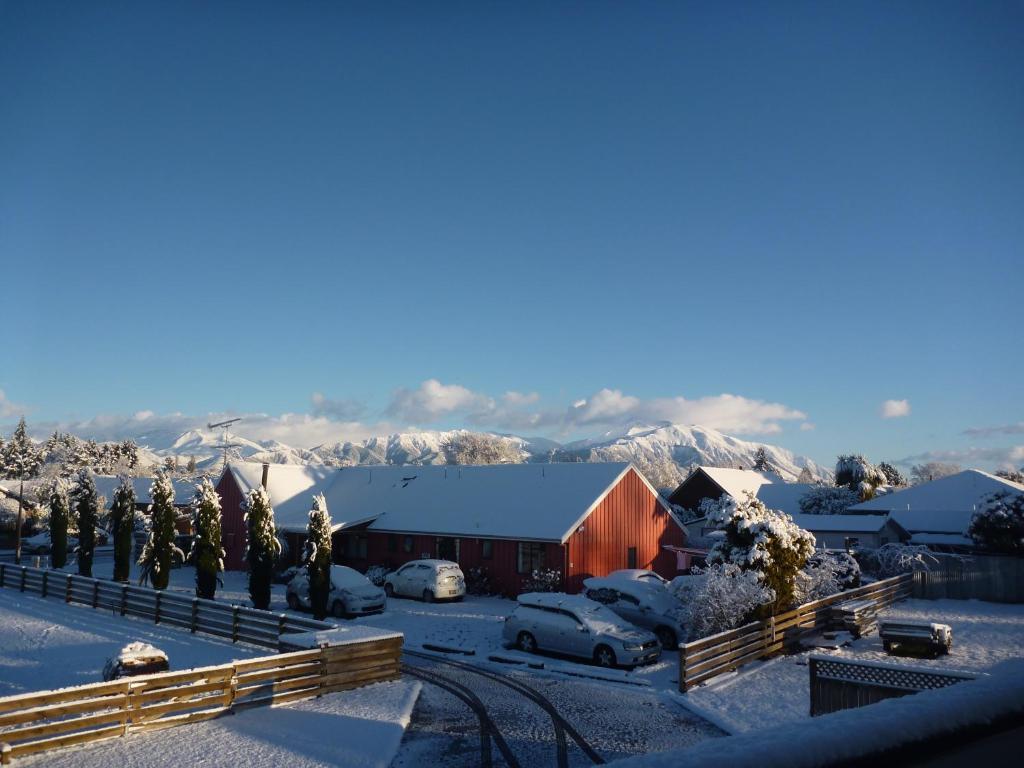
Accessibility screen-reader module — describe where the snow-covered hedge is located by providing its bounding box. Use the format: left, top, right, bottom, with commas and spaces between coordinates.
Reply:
465, 565, 496, 595
795, 551, 860, 603
854, 542, 937, 578
521, 568, 562, 593
671, 563, 775, 640
797, 484, 859, 515
365, 565, 389, 587
969, 491, 1024, 554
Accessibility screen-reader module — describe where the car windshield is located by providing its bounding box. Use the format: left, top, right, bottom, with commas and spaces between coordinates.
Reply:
574, 603, 630, 632
330, 566, 371, 588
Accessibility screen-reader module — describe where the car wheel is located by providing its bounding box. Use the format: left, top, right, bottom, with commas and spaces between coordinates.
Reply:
517, 632, 537, 653
594, 645, 616, 668
655, 627, 677, 651
384, 583, 394, 598
422, 589, 434, 603
332, 600, 346, 618
286, 593, 300, 611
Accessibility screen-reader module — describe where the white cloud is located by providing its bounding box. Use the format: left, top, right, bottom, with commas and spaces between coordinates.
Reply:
898, 445, 1024, 471
963, 422, 1024, 438
387, 379, 493, 422
800, 422, 816, 432
880, 399, 911, 419
0, 390, 27, 419
310, 392, 366, 421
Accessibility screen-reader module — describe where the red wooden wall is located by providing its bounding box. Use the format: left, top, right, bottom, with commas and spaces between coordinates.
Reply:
215, 471, 248, 571
564, 467, 684, 592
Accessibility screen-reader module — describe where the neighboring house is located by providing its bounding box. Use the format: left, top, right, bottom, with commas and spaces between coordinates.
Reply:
683, 512, 906, 550
215, 461, 687, 594
92, 476, 195, 512
668, 466, 820, 517
848, 469, 1024, 549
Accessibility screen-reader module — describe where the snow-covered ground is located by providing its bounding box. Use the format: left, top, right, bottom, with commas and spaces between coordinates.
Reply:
16, 678, 422, 768
681, 598, 1024, 734
0, 590, 263, 696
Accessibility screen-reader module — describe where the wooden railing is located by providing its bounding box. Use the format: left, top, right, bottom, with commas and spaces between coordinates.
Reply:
0, 635, 404, 764
0, 564, 331, 649
678, 573, 913, 691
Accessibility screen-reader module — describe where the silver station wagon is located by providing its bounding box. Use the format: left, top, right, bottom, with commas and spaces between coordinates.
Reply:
503, 592, 662, 668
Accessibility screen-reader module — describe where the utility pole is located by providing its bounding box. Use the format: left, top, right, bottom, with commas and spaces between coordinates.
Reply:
14, 477, 24, 565
207, 418, 242, 472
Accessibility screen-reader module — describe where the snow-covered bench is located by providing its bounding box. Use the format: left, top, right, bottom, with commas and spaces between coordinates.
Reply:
879, 620, 952, 658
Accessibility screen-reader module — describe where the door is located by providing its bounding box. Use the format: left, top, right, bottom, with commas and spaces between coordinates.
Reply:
436, 537, 459, 562
559, 610, 592, 657
393, 564, 416, 596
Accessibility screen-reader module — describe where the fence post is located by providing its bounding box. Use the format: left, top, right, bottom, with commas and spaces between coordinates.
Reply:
92, 580, 100, 608
0, 563, 5, 588
1, 741, 11, 766
678, 643, 688, 693
154, 591, 162, 624
232, 606, 239, 643
66, 574, 72, 603
279, 613, 286, 642
121, 584, 128, 616
808, 657, 818, 716
41, 569, 48, 598
19, 567, 26, 592
191, 598, 199, 633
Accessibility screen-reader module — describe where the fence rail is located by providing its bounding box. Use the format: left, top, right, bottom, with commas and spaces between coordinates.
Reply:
0, 635, 403, 764
678, 573, 913, 691
912, 554, 1024, 603
0, 564, 332, 649
808, 654, 974, 716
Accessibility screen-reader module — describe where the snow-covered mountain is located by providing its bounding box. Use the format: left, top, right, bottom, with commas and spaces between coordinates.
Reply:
140, 423, 828, 484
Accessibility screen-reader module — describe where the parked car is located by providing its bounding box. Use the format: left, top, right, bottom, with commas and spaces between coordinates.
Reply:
286, 565, 387, 618
384, 559, 465, 602
503, 592, 662, 668
102, 642, 169, 681
608, 569, 669, 587
583, 576, 686, 649
22, 531, 79, 555
273, 564, 302, 585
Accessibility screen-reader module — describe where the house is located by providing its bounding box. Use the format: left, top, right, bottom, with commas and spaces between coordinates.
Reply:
91, 476, 195, 512
848, 469, 1024, 549
215, 461, 686, 594
667, 466, 819, 517
683, 511, 906, 551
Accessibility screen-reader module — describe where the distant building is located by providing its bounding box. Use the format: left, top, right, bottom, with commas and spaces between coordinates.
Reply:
215, 461, 687, 594
668, 466, 820, 517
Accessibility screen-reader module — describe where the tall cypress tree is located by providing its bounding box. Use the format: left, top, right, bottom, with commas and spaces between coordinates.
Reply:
304, 493, 333, 620
189, 478, 225, 600
243, 487, 279, 610
48, 478, 70, 569
72, 469, 98, 577
138, 472, 182, 590
110, 477, 136, 582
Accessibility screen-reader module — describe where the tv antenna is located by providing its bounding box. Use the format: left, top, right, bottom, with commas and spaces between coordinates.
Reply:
207, 418, 242, 471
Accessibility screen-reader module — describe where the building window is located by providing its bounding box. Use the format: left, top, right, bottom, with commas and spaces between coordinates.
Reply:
403, 535, 414, 554
388, 534, 398, 553
481, 540, 493, 560
343, 535, 368, 560
627, 547, 638, 569
518, 542, 546, 574
436, 537, 460, 562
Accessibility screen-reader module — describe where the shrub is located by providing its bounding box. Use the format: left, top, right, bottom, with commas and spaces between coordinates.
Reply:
465, 565, 495, 596
521, 568, 561, 593
854, 543, 937, 578
797, 485, 859, 515
671, 563, 775, 640
365, 565, 389, 587
969, 491, 1024, 555
807, 550, 861, 589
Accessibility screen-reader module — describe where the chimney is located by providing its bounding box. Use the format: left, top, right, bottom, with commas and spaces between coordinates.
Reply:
260, 463, 270, 489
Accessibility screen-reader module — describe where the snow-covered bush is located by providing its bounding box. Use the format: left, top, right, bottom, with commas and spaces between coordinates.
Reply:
835, 455, 885, 500
855, 543, 937, 578
189, 478, 225, 600
303, 493, 332, 620
671, 563, 775, 640
465, 565, 495, 595
243, 487, 280, 610
795, 551, 861, 603
798, 484, 859, 515
521, 568, 562, 593
365, 565, 389, 587
969, 491, 1024, 555
707, 492, 816, 615
138, 472, 184, 590
807, 550, 861, 589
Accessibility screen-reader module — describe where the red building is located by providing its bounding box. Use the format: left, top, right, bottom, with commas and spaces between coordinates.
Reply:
216, 461, 686, 595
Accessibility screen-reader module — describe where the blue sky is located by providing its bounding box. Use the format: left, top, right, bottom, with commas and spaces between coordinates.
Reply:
1, 1, 1022, 469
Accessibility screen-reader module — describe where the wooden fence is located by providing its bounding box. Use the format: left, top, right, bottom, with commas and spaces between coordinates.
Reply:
912, 554, 1024, 603
808, 655, 975, 716
678, 573, 913, 691
0, 564, 331, 649
0, 634, 403, 764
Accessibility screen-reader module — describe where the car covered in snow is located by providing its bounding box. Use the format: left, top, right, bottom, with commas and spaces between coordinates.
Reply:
384, 559, 465, 602
583, 576, 687, 649
22, 530, 79, 555
102, 642, 169, 681
503, 592, 662, 668
286, 565, 387, 617
608, 569, 670, 587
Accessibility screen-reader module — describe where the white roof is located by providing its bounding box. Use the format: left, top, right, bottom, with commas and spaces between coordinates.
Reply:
789, 513, 899, 533
226, 461, 676, 541
697, 467, 779, 500
909, 532, 974, 547
849, 470, 1024, 534
756, 483, 819, 515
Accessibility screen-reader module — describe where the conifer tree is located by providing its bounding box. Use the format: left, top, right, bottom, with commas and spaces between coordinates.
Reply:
48, 478, 71, 569
110, 477, 136, 582
304, 493, 333, 620
71, 469, 99, 577
189, 478, 225, 599
243, 487, 279, 610
138, 472, 182, 590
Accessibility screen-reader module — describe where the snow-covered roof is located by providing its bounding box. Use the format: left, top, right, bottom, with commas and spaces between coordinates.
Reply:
755, 483, 818, 515
226, 461, 675, 541
849, 470, 1024, 534
788, 513, 900, 534
697, 467, 780, 500
92, 475, 196, 508
909, 532, 974, 547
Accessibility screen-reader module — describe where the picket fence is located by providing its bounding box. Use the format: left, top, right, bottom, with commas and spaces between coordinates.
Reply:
678, 573, 913, 691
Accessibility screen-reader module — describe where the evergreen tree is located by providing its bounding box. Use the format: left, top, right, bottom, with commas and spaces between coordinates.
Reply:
138, 472, 182, 589
2, 417, 42, 480
189, 478, 225, 599
186, 455, 197, 474
243, 487, 280, 610
48, 478, 71, 569
796, 467, 815, 483
304, 493, 333, 620
878, 462, 906, 487
110, 477, 136, 582
752, 447, 777, 475
71, 469, 98, 577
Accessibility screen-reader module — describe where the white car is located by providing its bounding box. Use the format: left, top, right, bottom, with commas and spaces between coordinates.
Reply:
608, 569, 669, 587
503, 592, 662, 668
22, 531, 79, 555
583, 576, 687, 649
286, 565, 387, 618
384, 559, 465, 602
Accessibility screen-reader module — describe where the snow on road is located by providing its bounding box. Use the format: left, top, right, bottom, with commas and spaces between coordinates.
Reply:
683, 598, 1024, 734
0, 590, 262, 696
15, 679, 422, 768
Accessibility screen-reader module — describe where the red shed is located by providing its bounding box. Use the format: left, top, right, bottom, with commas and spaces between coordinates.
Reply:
216, 461, 686, 595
